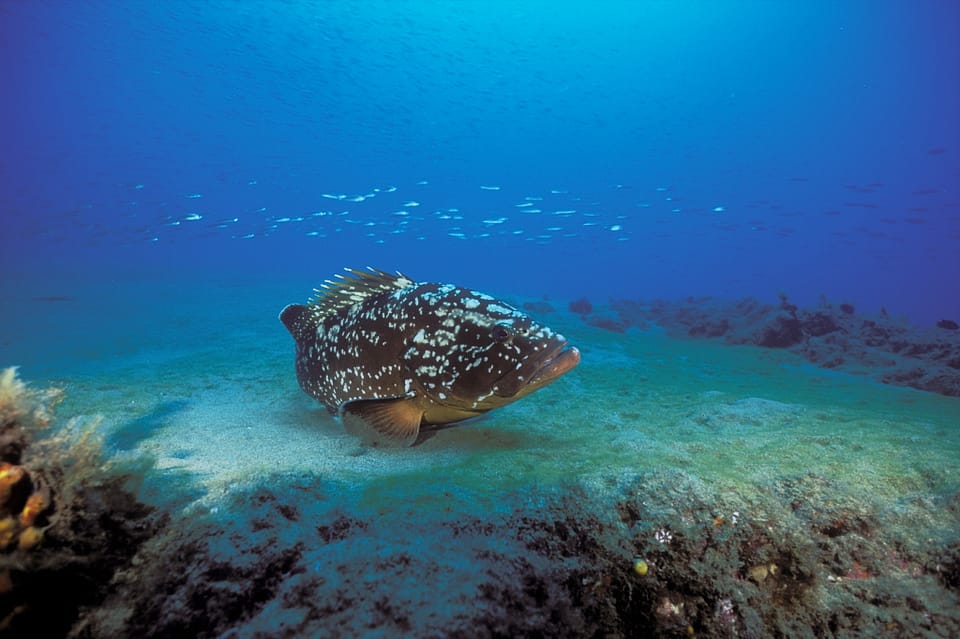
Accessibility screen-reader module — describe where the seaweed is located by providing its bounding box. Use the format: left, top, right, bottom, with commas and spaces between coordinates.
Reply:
0, 368, 164, 638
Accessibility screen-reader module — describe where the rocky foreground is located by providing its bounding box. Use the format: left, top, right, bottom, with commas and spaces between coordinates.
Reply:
70, 467, 960, 639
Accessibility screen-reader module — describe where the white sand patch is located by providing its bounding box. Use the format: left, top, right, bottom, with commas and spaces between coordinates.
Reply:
135, 383, 478, 495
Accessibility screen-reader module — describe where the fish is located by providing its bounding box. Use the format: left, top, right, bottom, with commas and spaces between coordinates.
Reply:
279, 267, 580, 446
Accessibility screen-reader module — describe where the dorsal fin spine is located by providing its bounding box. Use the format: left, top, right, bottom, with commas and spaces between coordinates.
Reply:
307, 267, 415, 319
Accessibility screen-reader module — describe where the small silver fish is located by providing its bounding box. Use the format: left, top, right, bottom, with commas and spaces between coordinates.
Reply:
280, 268, 580, 446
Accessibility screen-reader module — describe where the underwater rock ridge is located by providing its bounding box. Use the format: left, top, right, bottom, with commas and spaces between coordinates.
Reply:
588, 295, 960, 397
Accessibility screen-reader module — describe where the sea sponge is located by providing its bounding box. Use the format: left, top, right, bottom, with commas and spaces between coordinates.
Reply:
0, 464, 52, 554
19, 490, 51, 528
0, 462, 27, 505
17, 526, 43, 551
0, 516, 17, 550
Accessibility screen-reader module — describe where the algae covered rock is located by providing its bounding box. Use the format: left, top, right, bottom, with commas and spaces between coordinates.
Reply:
603, 295, 960, 397
0, 368, 163, 638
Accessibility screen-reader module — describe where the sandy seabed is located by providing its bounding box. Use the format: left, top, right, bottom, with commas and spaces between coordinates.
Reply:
1, 276, 958, 638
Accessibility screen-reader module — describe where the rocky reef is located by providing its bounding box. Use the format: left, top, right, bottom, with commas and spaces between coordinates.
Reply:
68, 468, 960, 638
0, 368, 162, 638
571, 295, 960, 397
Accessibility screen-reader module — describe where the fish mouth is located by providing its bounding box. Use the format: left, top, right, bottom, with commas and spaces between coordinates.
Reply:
527, 343, 581, 388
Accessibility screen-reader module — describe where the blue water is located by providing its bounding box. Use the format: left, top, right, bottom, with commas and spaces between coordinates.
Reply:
2, 1, 958, 323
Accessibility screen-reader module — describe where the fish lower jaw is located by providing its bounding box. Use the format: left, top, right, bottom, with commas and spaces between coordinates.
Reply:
528, 345, 581, 387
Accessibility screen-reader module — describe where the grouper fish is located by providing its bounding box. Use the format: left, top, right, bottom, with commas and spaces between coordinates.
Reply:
279, 267, 581, 446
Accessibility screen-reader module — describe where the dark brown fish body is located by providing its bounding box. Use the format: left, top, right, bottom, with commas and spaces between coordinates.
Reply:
280, 268, 580, 445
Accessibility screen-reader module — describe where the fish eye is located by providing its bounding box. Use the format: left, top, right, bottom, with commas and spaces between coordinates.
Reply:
491, 324, 513, 343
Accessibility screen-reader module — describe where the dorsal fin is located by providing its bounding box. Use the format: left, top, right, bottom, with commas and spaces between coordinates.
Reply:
308, 267, 416, 319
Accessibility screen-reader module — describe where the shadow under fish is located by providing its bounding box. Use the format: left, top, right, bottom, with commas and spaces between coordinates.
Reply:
280, 268, 580, 446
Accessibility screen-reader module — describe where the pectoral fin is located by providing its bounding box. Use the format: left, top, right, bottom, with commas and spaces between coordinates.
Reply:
340, 397, 424, 447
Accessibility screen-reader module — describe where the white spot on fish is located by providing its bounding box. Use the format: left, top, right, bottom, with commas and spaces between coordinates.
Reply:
488, 304, 517, 316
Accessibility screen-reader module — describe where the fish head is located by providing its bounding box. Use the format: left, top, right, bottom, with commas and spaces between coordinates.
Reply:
470, 313, 582, 406
403, 286, 580, 419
